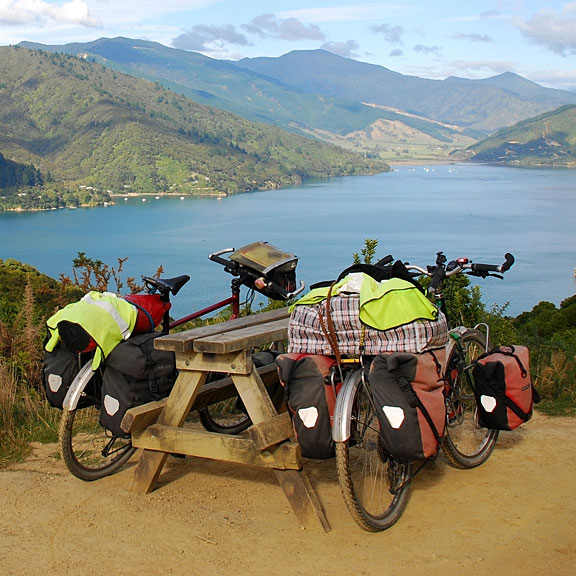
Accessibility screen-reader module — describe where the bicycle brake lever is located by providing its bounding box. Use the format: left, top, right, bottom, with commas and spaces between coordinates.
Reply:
286, 281, 306, 299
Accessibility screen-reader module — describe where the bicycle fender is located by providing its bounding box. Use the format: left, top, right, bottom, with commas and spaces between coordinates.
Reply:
332, 373, 362, 443
62, 361, 95, 410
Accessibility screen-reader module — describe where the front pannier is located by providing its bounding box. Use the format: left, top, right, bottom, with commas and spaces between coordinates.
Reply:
472, 345, 538, 431
99, 332, 177, 437
369, 349, 446, 460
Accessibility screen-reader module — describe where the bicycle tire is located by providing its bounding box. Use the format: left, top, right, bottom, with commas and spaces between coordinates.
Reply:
442, 329, 499, 469
197, 351, 282, 435
59, 366, 135, 481
335, 368, 412, 532
197, 398, 252, 435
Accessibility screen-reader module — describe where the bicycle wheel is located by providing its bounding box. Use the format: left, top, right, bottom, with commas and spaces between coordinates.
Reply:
198, 399, 252, 435
197, 350, 281, 435
196, 371, 252, 434
442, 329, 499, 468
59, 367, 135, 481
335, 369, 412, 532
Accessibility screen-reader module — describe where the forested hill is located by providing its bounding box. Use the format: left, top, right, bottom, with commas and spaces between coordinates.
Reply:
0, 46, 388, 198
466, 105, 576, 167
0, 153, 44, 189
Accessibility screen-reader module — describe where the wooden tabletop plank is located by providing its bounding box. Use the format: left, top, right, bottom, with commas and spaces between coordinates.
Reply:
192, 318, 289, 354
155, 307, 291, 352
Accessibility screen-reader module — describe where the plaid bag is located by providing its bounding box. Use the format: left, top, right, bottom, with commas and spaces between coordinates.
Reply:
288, 293, 448, 356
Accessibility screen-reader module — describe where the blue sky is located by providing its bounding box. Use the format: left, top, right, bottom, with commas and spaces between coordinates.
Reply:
1, 1, 575, 90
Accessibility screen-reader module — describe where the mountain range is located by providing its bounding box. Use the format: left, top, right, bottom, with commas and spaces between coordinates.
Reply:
19, 37, 576, 162
2, 36, 575, 207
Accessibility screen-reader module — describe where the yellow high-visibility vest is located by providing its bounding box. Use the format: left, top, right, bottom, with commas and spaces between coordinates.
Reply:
45, 291, 137, 369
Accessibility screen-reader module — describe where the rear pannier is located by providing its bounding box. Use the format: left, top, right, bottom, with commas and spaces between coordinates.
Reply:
276, 353, 340, 459
369, 349, 446, 460
99, 332, 177, 437
42, 345, 86, 409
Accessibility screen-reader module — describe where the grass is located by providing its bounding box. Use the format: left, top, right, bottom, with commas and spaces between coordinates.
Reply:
530, 346, 576, 416
0, 382, 60, 466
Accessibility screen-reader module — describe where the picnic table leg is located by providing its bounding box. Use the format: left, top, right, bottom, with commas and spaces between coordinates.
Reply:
233, 372, 332, 532
274, 470, 331, 532
130, 370, 207, 494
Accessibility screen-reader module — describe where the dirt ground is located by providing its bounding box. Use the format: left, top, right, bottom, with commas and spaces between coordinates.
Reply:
1, 411, 575, 576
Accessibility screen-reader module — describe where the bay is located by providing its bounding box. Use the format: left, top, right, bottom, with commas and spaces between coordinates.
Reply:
1, 163, 575, 319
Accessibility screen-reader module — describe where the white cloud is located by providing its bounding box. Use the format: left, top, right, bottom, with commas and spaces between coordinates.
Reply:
371, 23, 404, 45
242, 13, 325, 42
173, 23, 250, 51
515, 4, 576, 56
321, 40, 360, 59
448, 59, 520, 76
0, 0, 100, 27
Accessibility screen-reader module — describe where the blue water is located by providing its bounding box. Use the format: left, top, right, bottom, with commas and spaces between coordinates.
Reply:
1, 163, 575, 318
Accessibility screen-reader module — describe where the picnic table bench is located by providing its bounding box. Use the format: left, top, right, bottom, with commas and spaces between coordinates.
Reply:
121, 307, 331, 532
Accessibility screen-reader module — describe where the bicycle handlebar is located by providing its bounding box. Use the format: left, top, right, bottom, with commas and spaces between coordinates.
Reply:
208, 247, 239, 273
405, 252, 515, 292
464, 252, 515, 277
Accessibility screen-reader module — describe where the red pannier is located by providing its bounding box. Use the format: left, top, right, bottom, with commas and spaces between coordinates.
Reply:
369, 349, 446, 460
472, 345, 537, 431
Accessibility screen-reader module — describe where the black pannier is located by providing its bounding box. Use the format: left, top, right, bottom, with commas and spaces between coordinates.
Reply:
42, 344, 93, 409
99, 332, 177, 438
276, 353, 340, 459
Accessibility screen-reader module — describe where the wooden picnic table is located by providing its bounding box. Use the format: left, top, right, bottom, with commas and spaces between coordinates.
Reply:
121, 307, 331, 532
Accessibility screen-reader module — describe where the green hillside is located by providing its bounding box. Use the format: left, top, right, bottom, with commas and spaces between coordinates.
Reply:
18, 38, 480, 160
0, 45, 388, 202
466, 105, 576, 167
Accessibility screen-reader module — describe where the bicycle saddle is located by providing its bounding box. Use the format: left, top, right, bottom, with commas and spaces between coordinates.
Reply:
142, 275, 190, 296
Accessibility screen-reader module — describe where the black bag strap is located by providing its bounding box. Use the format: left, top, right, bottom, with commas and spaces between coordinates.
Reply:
477, 345, 528, 378
137, 336, 160, 398
501, 395, 532, 422
128, 301, 155, 332
394, 370, 442, 449
393, 371, 420, 408
495, 346, 541, 405
389, 353, 442, 450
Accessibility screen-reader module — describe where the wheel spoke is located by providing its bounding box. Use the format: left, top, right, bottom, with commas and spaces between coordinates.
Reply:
442, 330, 499, 468
59, 363, 135, 481
335, 369, 412, 532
